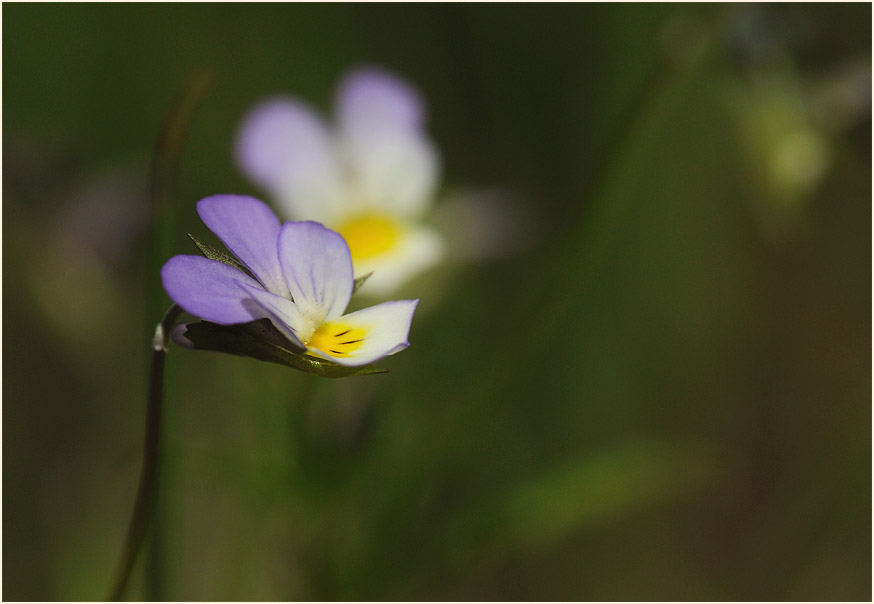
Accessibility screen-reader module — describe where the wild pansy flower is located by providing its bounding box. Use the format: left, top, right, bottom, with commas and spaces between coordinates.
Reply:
161, 194, 418, 367
235, 67, 444, 295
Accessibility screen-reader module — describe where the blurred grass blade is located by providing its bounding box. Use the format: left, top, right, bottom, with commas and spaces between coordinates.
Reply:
145, 70, 215, 338
441, 437, 730, 569
499, 438, 726, 547
144, 70, 215, 603
147, 70, 215, 262
113, 71, 215, 602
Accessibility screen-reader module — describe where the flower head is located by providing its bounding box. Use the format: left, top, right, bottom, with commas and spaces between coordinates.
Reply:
235, 67, 444, 294
161, 195, 418, 367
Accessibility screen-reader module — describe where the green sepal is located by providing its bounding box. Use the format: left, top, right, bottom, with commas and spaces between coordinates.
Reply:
179, 318, 388, 378
352, 272, 373, 296
188, 233, 249, 274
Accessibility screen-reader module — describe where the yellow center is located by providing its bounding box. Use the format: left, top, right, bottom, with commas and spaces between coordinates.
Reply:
307, 322, 367, 358
336, 214, 402, 261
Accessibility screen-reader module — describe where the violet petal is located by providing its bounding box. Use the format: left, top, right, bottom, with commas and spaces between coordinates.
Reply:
161, 255, 263, 325
196, 194, 288, 296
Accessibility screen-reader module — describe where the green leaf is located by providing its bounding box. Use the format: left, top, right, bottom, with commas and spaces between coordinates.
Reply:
352, 271, 373, 296
179, 318, 388, 378
188, 233, 249, 274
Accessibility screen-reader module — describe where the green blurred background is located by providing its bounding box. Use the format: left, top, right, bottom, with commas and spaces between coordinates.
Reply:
3, 3, 871, 601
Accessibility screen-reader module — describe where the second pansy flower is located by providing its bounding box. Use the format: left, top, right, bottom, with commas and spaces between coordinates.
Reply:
235, 67, 444, 294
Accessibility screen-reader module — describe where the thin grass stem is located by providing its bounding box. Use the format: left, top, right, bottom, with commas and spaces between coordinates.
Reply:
109, 304, 183, 601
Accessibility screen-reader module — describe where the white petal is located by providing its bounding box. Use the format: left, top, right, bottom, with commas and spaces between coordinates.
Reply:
277, 221, 353, 324
306, 300, 418, 366
335, 68, 438, 217
235, 97, 343, 222
236, 281, 306, 351
352, 225, 445, 295
340, 133, 439, 217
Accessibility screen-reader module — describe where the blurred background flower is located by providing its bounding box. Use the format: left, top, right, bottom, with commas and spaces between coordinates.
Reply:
3, 3, 870, 601
236, 67, 445, 295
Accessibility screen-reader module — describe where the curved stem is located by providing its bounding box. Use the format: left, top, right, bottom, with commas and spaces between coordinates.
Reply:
109, 304, 183, 601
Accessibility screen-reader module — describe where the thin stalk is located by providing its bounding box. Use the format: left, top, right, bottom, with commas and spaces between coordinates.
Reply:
133, 70, 213, 602
109, 304, 183, 601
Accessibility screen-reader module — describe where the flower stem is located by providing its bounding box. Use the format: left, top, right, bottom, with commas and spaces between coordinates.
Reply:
109, 304, 183, 601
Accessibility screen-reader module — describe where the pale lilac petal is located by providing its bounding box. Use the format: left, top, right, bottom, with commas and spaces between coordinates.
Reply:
278, 221, 353, 321
236, 281, 306, 351
307, 300, 418, 367
196, 195, 287, 296
235, 97, 342, 221
336, 67, 424, 138
161, 255, 263, 324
